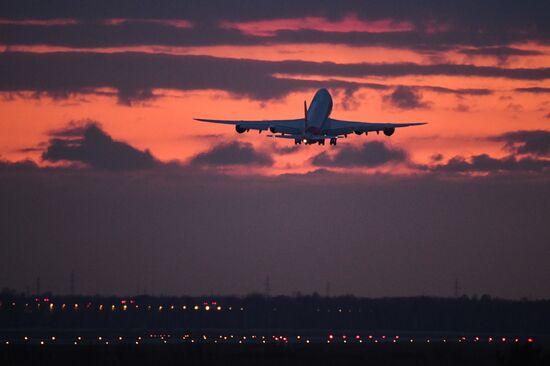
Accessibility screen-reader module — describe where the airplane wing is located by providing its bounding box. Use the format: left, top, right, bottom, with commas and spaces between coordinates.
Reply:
326, 118, 427, 135
194, 118, 304, 135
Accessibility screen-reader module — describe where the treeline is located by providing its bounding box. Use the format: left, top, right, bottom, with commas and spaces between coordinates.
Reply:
1, 290, 549, 334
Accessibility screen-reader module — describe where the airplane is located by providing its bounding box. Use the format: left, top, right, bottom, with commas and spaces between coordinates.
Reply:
195, 88, 426, 145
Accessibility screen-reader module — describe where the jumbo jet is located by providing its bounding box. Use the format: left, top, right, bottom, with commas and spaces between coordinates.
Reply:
195, 88, 426, 145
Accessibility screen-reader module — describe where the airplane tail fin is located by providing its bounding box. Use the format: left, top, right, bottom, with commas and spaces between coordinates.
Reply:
304, 100, 308, 132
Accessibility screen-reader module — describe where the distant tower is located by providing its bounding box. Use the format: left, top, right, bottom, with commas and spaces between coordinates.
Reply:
453, 278, 460, 297
264, 276, 271, 297
325, 281, 331, 298
70, 271, 75, 296
36, 277, 41, 295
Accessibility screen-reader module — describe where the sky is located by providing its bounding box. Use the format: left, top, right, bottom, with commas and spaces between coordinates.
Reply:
0, 0, 549, 298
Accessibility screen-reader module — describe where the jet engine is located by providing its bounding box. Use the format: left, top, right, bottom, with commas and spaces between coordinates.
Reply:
269, 127, 277, 133
235, 125, 247, 134
354, 131, 363, 135
383, 127, 395, 136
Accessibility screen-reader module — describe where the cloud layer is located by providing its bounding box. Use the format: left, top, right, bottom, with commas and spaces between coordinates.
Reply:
42, 122, 159, 170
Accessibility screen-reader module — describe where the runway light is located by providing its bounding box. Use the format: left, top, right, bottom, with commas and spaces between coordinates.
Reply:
528, 338, 534, 343
51, 336, 56, 341
194, 305, 199, 310
488, 337, 493, 342
205, 305, 210, 311
123, 305, 127, 311
40, 341, 44, 345
24, 336, 28, 341
217, 306, 221, 311
98, 337, 102, 341
502, 337, 506, 342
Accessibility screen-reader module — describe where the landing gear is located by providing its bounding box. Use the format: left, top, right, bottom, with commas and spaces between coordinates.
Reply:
318, 140, 325, 146
294, 138, 300, 145
330, 138, 337, 146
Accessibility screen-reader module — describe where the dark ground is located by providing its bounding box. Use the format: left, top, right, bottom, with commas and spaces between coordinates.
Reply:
1, 343, 549, 366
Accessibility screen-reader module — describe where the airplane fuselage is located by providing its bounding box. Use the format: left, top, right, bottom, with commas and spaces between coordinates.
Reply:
306, 88, 333, 135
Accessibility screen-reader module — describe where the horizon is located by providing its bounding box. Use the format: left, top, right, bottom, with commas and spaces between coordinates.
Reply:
1, 0, 549, 300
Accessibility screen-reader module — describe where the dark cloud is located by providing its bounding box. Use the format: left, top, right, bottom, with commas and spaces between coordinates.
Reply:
432, 154, 550, 173
0, 52, 515, 102
493, 130, 550, 157
459, 47, 543, 57
383, 86, 429, 110
190, 141, 274, 166
312, 141, 407, 167
42, 122, 159, 170
459, 46, 544, 65
0, 1, 549, 49
515, 87, 550, 94
431, 153, 444, 162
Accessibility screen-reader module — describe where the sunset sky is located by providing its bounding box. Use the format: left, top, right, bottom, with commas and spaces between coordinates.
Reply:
1, 1, 549, 298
